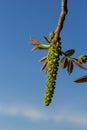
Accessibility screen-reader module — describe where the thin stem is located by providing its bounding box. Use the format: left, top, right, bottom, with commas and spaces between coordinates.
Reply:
51, 0, 68, 42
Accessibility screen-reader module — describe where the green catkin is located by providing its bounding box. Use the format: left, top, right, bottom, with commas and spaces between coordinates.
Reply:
44, 41, 61, 106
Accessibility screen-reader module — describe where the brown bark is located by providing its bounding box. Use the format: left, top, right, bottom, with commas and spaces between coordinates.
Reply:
51, 0, 68, 42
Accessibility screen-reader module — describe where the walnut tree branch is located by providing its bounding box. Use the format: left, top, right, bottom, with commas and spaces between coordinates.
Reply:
51, 0, 68, 42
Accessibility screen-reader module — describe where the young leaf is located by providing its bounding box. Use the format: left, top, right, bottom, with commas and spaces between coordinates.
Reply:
32, 46, 45, 51
71, 58, 87, 70
40, 61, 47, 71
31, 37, 42, 45
67, 60, 73, 75
60, 57, 68, 69
43, 36, 50, 43
32, 44, 50, 51
65, 49, 75, 56
39, 56, 47, 62
74, 75, 87, 83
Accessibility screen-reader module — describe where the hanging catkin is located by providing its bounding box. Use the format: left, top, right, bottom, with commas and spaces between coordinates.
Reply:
44, 41, 61, 106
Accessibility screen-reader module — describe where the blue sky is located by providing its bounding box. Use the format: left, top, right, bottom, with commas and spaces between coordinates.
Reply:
0, 0, 87, 130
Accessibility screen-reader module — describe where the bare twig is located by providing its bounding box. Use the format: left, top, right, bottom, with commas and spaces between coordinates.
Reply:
51, 0, 68, 42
